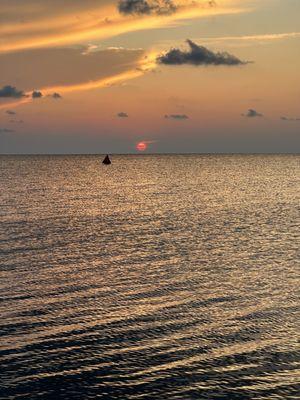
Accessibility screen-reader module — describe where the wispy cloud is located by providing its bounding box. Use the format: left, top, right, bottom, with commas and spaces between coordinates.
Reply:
158, 32, 300, 52
0, 128, 14, 133
203, 32, 300, 43
0, 46, 153, 110
0, 50, 155, 110
9, 119, 23, 124
0, 1, 246, 54
281, 116, 300, 121
0, 98, 32, 110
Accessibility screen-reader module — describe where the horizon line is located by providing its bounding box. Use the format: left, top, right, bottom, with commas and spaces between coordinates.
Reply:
0, 152, 299, 156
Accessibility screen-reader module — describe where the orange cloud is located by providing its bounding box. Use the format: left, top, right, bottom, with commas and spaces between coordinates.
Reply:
0, 49, 156, 110
0, 1, 246, 54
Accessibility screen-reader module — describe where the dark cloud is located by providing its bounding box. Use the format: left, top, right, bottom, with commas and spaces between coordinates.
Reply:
165, 114, 189, 120
118, 0, 177, 16
0, 128, 14, 133
6, 110, 16, 115
32, 90, 43, 98
281, 116, 300, 121
0, 85, 26, 98
52, 92, 62, 99
117, 112, 129, 118
157, 39, 248, 66
242, 109, 263, 118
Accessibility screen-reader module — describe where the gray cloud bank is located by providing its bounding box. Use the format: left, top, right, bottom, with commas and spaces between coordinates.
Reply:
157, 39, 248, 66
118, 0, 177, 15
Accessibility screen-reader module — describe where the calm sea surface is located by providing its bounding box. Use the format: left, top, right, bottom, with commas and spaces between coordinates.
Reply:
0, 155, 299, 400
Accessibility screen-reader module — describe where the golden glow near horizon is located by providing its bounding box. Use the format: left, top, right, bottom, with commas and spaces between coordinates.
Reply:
0, 0, 300, 153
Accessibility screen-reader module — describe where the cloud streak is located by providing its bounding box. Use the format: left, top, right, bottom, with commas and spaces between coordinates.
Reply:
281, 116, 300, 121
0, 46, 152, 110
0, 1, 246, 54
187, 32, 300, 47
0, 49, 155, 110
0, 70, 145, 110
157, 39, 249, 66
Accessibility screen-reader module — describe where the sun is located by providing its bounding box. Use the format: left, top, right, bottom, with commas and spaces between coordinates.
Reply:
136, 141, 147, 152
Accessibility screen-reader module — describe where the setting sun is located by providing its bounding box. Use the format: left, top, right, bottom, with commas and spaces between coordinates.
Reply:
136, 141, 147, 152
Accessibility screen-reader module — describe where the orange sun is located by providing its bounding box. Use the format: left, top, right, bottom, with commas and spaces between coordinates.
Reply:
136, 141, 147, 152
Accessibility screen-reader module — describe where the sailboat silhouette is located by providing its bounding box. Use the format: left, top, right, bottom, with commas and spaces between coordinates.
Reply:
102, 155, 111, 165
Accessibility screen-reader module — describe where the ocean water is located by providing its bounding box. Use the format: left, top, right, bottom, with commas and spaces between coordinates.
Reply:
0, 154, 299, 400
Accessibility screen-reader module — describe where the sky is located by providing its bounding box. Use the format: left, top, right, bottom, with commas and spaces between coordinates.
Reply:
0, 0, 299, 154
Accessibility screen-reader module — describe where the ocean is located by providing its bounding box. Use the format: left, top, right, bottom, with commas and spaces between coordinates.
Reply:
0, 155, 299, 399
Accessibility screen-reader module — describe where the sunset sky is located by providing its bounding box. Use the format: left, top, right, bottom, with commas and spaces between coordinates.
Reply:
0, 0, 299, 153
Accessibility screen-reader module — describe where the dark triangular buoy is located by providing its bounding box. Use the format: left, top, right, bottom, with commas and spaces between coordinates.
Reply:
102, 154, 111, 165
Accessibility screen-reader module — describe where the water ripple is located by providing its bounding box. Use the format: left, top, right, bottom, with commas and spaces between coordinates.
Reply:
1, 155, 299, 399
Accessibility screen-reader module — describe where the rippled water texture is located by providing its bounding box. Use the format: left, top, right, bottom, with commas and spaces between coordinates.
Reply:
1, 155, 299, 400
